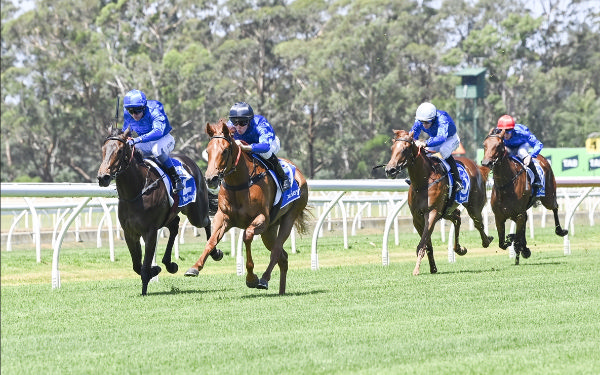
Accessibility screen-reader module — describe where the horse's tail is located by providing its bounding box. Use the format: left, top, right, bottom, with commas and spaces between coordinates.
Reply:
294, 205, 314, 235
208, 190, 219, 216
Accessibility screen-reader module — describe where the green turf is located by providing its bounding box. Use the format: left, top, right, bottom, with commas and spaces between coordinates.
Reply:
2, 225, 599, 374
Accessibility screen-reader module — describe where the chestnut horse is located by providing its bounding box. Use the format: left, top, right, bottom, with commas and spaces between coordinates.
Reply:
97, 127, 223, 295
385, 129, 493, 275
481, 127, 568, 264
184, 119, 310, 295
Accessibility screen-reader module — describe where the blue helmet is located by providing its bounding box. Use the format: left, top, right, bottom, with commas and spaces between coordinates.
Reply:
124, 89, 147, 108
229, 102, 254, 120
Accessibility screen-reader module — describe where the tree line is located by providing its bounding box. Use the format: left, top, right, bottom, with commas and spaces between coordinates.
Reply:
1, 0, 599, 182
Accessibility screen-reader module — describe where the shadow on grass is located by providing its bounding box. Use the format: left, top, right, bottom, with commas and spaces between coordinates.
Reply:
241, 289, 328, 298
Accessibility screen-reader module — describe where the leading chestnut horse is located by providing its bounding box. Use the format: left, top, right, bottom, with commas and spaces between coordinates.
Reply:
481, 127, 568, 264
184, 119, 310, 295
385, 129, 493, 275
97, 127, 223, 295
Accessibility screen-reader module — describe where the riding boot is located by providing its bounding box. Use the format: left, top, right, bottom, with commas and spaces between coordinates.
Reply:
445, 156, 463, 198
267, 154, 291, 191
166, 166, 184, 194
528, 160, 542, 188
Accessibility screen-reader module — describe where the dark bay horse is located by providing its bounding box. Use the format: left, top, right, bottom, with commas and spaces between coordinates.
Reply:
481, 127, 568, 264
97, 127, 222, 295
385, 129, 493, 275
184, 119, 310, 295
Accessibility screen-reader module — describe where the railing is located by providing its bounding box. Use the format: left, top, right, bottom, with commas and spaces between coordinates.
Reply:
2, 177, 599, 289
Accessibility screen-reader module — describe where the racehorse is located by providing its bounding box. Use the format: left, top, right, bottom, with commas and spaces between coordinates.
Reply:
97, 127, 223, 295
184, 119, 310, 295
481, 127, 568, 264
385, 129, 493, 275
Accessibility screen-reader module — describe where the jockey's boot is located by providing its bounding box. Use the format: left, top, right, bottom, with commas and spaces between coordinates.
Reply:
166, 166, 184, 194
528, 159, 542, 189
267, 154, 291, 191
445, 156, 463, 200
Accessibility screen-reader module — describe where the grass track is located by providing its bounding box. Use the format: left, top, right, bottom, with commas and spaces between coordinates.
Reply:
2, 226, 599, 374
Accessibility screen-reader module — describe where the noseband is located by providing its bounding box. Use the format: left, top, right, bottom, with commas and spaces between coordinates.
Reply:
103, 136, 134, 179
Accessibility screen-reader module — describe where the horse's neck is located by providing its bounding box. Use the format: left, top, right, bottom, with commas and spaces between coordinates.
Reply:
115, 161, 148, 200
223, 149, 253, 186
493, 153, 521, 186
407, 152, 435, 187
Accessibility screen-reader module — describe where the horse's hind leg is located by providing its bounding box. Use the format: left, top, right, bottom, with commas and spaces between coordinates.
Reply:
448, 208, 467, 256
552, 208, 568, 237
162, 216, 180, 274
259, 223, 290, 294
426, 240, 437, 274
465, 205, 493, 248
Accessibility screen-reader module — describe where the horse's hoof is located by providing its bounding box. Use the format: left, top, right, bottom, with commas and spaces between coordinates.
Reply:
246, 275, 259, 289
150, 266, 162, 278
430, 267, 438, 274
556, 228, 568, 237
521, 247, 531, 258
257, 278, 269, 290
483, 236, 494, 248
455, 247, 467, 256
184, 268, 199, 277
165, 262, 178, 274
210, 248, 224, 262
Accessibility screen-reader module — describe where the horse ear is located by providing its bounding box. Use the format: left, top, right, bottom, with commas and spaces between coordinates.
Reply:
206, 122, 214, 137
409, 130, 414, 139
123, 127, 131, 138
488, 127, 496, 135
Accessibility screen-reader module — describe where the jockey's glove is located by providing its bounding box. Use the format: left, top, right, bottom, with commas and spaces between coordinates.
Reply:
415, 139, 427, 148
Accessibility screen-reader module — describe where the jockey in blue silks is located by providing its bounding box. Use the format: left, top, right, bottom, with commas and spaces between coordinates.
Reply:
122, 89, 184, 193
496, 114, 543, 188
226, 101, 291, 191
410, 102, 463, 197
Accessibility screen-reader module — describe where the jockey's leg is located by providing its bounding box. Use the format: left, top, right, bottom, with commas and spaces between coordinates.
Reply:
528, 159, 542, 188
158, 154, 184, 193
445, 156, 463, 199
266, 154, 291, 191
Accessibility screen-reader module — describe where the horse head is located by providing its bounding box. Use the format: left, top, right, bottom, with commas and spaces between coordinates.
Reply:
385, 129, 418, 178
204, 119, 240, 189
481, 127, 506, 168
97, 127, 133, 186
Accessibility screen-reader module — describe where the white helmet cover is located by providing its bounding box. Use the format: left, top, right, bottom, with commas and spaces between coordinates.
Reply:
415, 102, 437, 122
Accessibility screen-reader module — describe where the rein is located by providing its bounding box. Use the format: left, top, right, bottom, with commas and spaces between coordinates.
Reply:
393, 137, 445, 192
103, 136, 156, 202
210, 135, 266, 191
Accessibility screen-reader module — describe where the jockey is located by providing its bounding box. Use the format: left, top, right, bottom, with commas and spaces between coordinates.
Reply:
226, 101, 291, 191
122, 89, 184, 193
496, 115, 543, 189
410, 102, 463, 197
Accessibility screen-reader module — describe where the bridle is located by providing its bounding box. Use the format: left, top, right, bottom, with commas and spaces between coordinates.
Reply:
392, 137, 421, 169
209, 135, 242, 181
103, 136, 134, 179
483, 134, 506, 169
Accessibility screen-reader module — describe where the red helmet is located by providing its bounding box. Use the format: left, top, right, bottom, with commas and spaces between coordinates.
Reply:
497, 115, 515, 130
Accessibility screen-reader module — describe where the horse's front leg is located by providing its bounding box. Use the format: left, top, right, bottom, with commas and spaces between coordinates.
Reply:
425, 238, 437, 274
514, 214, 529, 263
496, 218, 509, 250
140, 229, 161, 296
124, 231, 143, 276
552, 208, 568, 237
162, 216, 180, 274
243, 214, 269, 289
185, 212, 230, 276
413, 210, 439, 276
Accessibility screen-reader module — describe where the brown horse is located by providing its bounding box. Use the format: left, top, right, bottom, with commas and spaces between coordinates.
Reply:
385, 129, 493, 275
184, 119, 310, 295
97, 127, 222, 295
481, 127, 568, 264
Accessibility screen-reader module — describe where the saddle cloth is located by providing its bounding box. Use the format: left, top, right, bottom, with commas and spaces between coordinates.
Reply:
144, 158, 197, 208
510, 156, 546, 197
267, 159, 301, 208
432, 156, 471, 204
